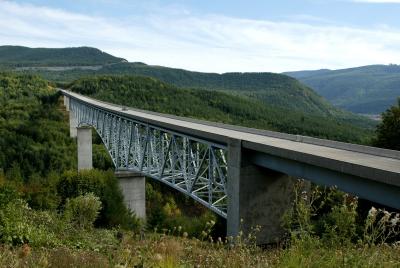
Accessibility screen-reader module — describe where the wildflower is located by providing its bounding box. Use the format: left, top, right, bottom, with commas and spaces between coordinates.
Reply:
382, 210, 391, 221
390, 214, 399, 227
183, 232, 188, 238
154, 253, 163, 262
368, 207, 377, 218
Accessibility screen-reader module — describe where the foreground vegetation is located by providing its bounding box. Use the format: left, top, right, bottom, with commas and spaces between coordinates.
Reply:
1, 72, 399, 267
0, 182, 399, 267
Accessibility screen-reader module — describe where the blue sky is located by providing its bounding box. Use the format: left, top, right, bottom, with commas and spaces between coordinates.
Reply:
1, 0, 400, 72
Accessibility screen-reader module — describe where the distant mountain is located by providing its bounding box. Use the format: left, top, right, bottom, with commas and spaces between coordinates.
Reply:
285, 64, 400, 114
0, 45, 126, 67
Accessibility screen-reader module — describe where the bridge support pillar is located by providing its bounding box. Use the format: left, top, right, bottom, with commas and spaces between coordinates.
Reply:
77, 126, 92, 170
64, 96, 70, 111
227, 139, 295, 245
69, 111, 78, 138
115, 171, 146, 220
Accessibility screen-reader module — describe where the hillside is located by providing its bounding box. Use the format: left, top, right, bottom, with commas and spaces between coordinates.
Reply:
22, 62, 373, 125
68, 75, 373, 143
1, 45, 374, 127
285, 64, 400, 114
0, 46, 126, 67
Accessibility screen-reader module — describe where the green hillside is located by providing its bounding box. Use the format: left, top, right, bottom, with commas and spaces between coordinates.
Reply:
23, 62, 373, 126
285, 64, 400, 114
2, 46, 374, 127
68, 75, 373, 143
0, 46, 126, 67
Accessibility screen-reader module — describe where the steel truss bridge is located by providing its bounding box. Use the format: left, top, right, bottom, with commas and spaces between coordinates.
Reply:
62, 89, 400, 242
70, 96, 229, 217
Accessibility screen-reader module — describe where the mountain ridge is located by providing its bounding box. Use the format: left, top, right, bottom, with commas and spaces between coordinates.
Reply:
285, 64, 400, 114
0, 45, 126, 67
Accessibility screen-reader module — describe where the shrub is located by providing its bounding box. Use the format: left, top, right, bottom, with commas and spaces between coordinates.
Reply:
57, 169, 140, 231
0, 185, 19, 208
0, 199, 59, 246
64, 193, 102, 229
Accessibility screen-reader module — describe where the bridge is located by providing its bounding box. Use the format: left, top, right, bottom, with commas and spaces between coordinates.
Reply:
62, 89, 400, 244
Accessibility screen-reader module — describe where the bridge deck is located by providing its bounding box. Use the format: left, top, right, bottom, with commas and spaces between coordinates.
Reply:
62, 90, 400, 188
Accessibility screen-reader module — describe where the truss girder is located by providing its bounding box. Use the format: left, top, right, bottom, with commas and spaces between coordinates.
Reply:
70, 98, 229, 218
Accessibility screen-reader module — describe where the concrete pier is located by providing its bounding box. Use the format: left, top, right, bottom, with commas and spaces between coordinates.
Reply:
115, 171, 146, 220
69, 111, 78, 138
227, 139, 295, 244
64, 96, 70, 111
77, 126, 92, 170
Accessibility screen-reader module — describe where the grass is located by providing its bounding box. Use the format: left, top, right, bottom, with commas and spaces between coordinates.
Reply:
0, 231, 399, 268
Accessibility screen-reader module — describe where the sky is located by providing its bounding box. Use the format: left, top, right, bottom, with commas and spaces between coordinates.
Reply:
1, 0, 400, 73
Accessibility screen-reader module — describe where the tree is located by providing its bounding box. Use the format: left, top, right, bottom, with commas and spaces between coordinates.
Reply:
374, 98, 400, 150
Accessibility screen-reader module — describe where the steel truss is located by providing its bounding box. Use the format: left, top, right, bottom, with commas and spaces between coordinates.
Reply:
70, 98, 228, 218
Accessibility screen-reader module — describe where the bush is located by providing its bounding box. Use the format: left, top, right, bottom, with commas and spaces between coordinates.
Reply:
64, 193, 102, 229
0, 185, 19, 208
57, 169, 140, 231
0, 199, 59, 246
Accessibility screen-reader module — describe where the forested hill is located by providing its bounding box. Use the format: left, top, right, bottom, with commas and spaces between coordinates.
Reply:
0, 46, 126, 67
2, 45, 374, 125
97, 63, 340, 116
24, 61, 372, 121
68, 75, 373, 143
285, 64, 400, 114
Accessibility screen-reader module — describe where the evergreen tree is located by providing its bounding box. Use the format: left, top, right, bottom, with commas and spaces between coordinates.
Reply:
374, 98, 400, 150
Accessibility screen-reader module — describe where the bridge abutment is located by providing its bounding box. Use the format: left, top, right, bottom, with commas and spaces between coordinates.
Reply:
77, 126, 93, 170
227, 139, 295, 245
115, 171, 146, 220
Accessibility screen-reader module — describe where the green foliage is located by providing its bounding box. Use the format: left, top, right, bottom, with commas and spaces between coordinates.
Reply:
0, 199, 58, 246
0, 198, 119, 250
57, 169, 140, 230
64, 193, 102, 229
0, 46, 125, 67
0, 185, 19, 208
68, 75, 373, 143
374, 99, 400, 150
0, 73, 76, 180
286, 64, 400, 114
284, 181, 400, 249
146, 181, 217, 237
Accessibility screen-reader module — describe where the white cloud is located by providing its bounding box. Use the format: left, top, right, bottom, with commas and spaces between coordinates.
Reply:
0, 1, 400, 73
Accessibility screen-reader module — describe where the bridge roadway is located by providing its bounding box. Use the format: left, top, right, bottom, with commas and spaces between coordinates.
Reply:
62, 89, 400, 244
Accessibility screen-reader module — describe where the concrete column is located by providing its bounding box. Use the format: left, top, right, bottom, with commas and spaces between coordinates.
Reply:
77, 126, 92, 170
227, 138, 295, 245
69, 111, 78, 138
64, 96, 70, 111
115, 171, 146, 220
